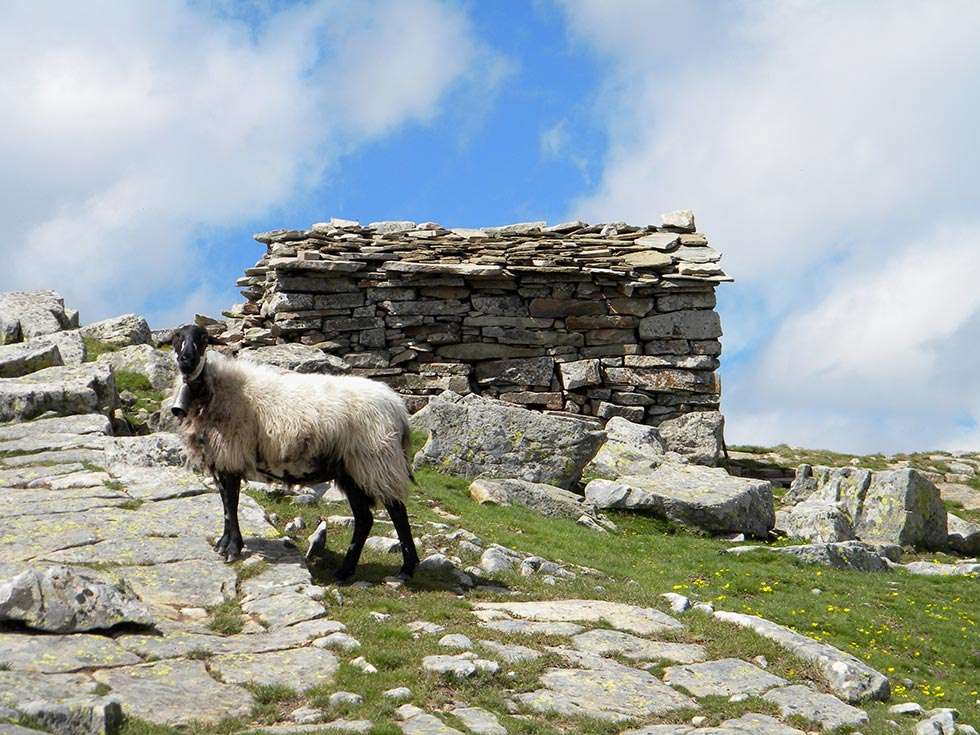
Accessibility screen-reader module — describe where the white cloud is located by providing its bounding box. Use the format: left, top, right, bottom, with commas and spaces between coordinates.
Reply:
557, 0, 980, 452
0, 0, 496, 325
540, 119, 569, 159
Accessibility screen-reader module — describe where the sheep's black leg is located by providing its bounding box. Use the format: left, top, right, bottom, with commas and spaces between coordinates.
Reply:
384, 499, 419, 579
335, 483, 373, 582
213, 473, 230, 556
218, 472, 244, 563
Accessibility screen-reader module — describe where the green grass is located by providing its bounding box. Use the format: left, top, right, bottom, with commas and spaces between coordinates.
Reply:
208, 599, 245, 635
114, 369, 166, 429
108, 433, 980, 734
83, 336, 120, 361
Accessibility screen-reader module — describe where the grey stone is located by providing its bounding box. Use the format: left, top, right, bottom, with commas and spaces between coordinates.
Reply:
449, 706, 506, 735
92, 659, 254, 726
727, 541, 892, 572
559, 358, 602, 389
902, 560, 980, 576
474, 357, 554, 387
763, 684, 869, 730
474, 599, 683, 636
582, 416, 666, 479
0, 671, 99, 712
210, 647, 338, 692
663, 658, 787, 697
515, 664, 695, 722
657, 411, 724, 466
0, 362, 117, 422
572, 628, 706, 663
0, 565, 152, 632
639, 310, 722, 340
416, 554, 475, 589
890, 703, 926, 716
240, 720, 373, 734
105, 432, 187, 469
364, 535, 401, 554
623, 712, 804, 734
37, 330, 87, 366
414, 391, 605, 489
585, 466, 774, 537
0, 630, 142, 672
118, 559, 236, 609
0, 290, 73, 341
291, 706, 324, 724
239, 343, 350, 374
0, 339, 63, 378
713, 610, 890, 702
313, 632, 361, 653
947, 513, 980, 555
662, 210, 696, 230
422, 653, 498, 678
407, 620, 446, 635
478, 545, 522, 575
329, 691, 363, 708
479, 619, 583, 636
438, 633, 473, 650
16, 696, 122, 735
384, 687, 413, 701
80, 314, 152, 347
97, 344, 177, 390
478, 639, 541, 663
0, 725, 49, 735
781, 499, 855, 543
396, 704, 465, 735
0, 413, 110, 440
468, 478, 588, 519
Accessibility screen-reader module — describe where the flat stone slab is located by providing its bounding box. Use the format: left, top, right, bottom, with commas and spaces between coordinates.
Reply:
624, 712, 805, 734
479, 619, 583, 636
422, 653, 499, 678
727, 541, 891, 572
43, 535, 217, 566
764, 684, 869, 730
0, 631, 142, 672
397, 704, 465, 735
902, 560, 980, 576
116, 559, 236, 609
210, 647, 339, 691
240, 722, 373, 734
713, 610, 890, 702
0, 414, 111, 441
474, 599, 683, 635
0, 362, 116, 422
478, 639, 542, 663
585, 465, 774, 537
515, 665, 695, 722
449, 706, 506, 735
241, 589, 327, 629
571, 628, 707, 663
663, 658, 787, 697
468, 477, 589, 519
92, 660, 255, 726
0, 671, 99, 708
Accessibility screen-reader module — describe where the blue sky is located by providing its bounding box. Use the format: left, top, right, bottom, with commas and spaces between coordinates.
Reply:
3, 0, 980, 454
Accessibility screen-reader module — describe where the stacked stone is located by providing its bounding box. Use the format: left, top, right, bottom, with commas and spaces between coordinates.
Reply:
226, 211, 730, 424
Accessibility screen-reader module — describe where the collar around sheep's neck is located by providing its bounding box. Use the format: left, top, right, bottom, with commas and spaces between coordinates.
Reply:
186, 353, 207, 383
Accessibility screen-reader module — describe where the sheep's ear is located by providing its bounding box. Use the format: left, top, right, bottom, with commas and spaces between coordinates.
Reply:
207, 335, 227, 347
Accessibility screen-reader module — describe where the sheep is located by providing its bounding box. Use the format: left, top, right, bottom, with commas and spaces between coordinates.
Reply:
168, 324, 419, 581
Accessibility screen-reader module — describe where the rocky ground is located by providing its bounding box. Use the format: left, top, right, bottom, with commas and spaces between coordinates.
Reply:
1, 291, 978, 735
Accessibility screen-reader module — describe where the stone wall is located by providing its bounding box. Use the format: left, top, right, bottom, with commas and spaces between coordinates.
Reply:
225, 212, 730, 425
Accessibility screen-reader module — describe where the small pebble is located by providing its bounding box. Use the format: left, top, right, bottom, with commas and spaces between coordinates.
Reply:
729, 693, 748, 703
329, 691, 363, 708
290, 706, 323, 724
439, 633, 473, 650
752, 655, 769, 669
313, 632, 361, 653
691, 716, 707, 726
369, 611, 391, 623
284, 516, 306, 534
811, 588, 822, 595
350, 656, 377, 674
383, 687, 412, 702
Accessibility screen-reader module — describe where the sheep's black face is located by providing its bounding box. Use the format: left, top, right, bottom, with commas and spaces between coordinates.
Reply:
171, 324, 210, 380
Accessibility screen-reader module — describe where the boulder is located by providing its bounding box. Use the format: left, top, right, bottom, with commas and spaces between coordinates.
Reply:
469, 478, 590, 519
413, 391, 605, 489
0, 290, 74, 342
0, 362, 117, 422
105, 432, 187, 468
791, 465, 948, 550
585, 465, 774, 537
728, 541, 893, 572
239, 343, 350, 374
780, 499, 854, 543
0, 339, 63, 378
582, 417, 667, 479
80, 314, 152, 347
946, 513, 980, 555
656, 410, 724, 465
36, 330, 87, 366
97, 344, 177, 391
0, 565, 152, 632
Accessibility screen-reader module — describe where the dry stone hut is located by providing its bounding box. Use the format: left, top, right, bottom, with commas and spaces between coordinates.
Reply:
227, 211, 730, 425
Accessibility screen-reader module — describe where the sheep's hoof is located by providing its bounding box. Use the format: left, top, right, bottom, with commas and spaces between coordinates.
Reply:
214, 533, 230, 555
224, 540, 243, 564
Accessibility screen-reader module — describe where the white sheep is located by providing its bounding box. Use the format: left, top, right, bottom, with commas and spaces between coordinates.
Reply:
169, 324, 418, 580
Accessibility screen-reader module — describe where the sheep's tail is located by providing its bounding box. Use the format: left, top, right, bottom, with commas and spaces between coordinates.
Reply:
402, 418, 416, 485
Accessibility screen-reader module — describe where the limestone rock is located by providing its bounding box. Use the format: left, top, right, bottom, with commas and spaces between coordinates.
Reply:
947, 512, 980, 555
0, 339, 63, 378
211, 647, 338, 691
37, 330, 87, 366
81, 314, 152, 347
478, 639, 541, 663
662, 210, 696, 231
583, 416, 667, 479
763, 684, 869, 730
0, 565, 152, 632
0, 290, 74, 341
780, 499, 855, 543
105, 432, 186, 468
91, 659, 254, 726
571, 628, 706, 663
656, 410, 724, 466
413, 391, 605, 489
16, 696, 123, 735
714, 610, 890, 702
728, 541, 892, 572
240, 343, 350, 374
468, 477, 589, 518
449, 706, 506, 735
422, 653, 498, 678
396, 705, 465, 735
585, 466, 774, 537
663, 658, 787, 697
0, 362, 117, 422
97, 344, 177, 390
474, 599, 683, 636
